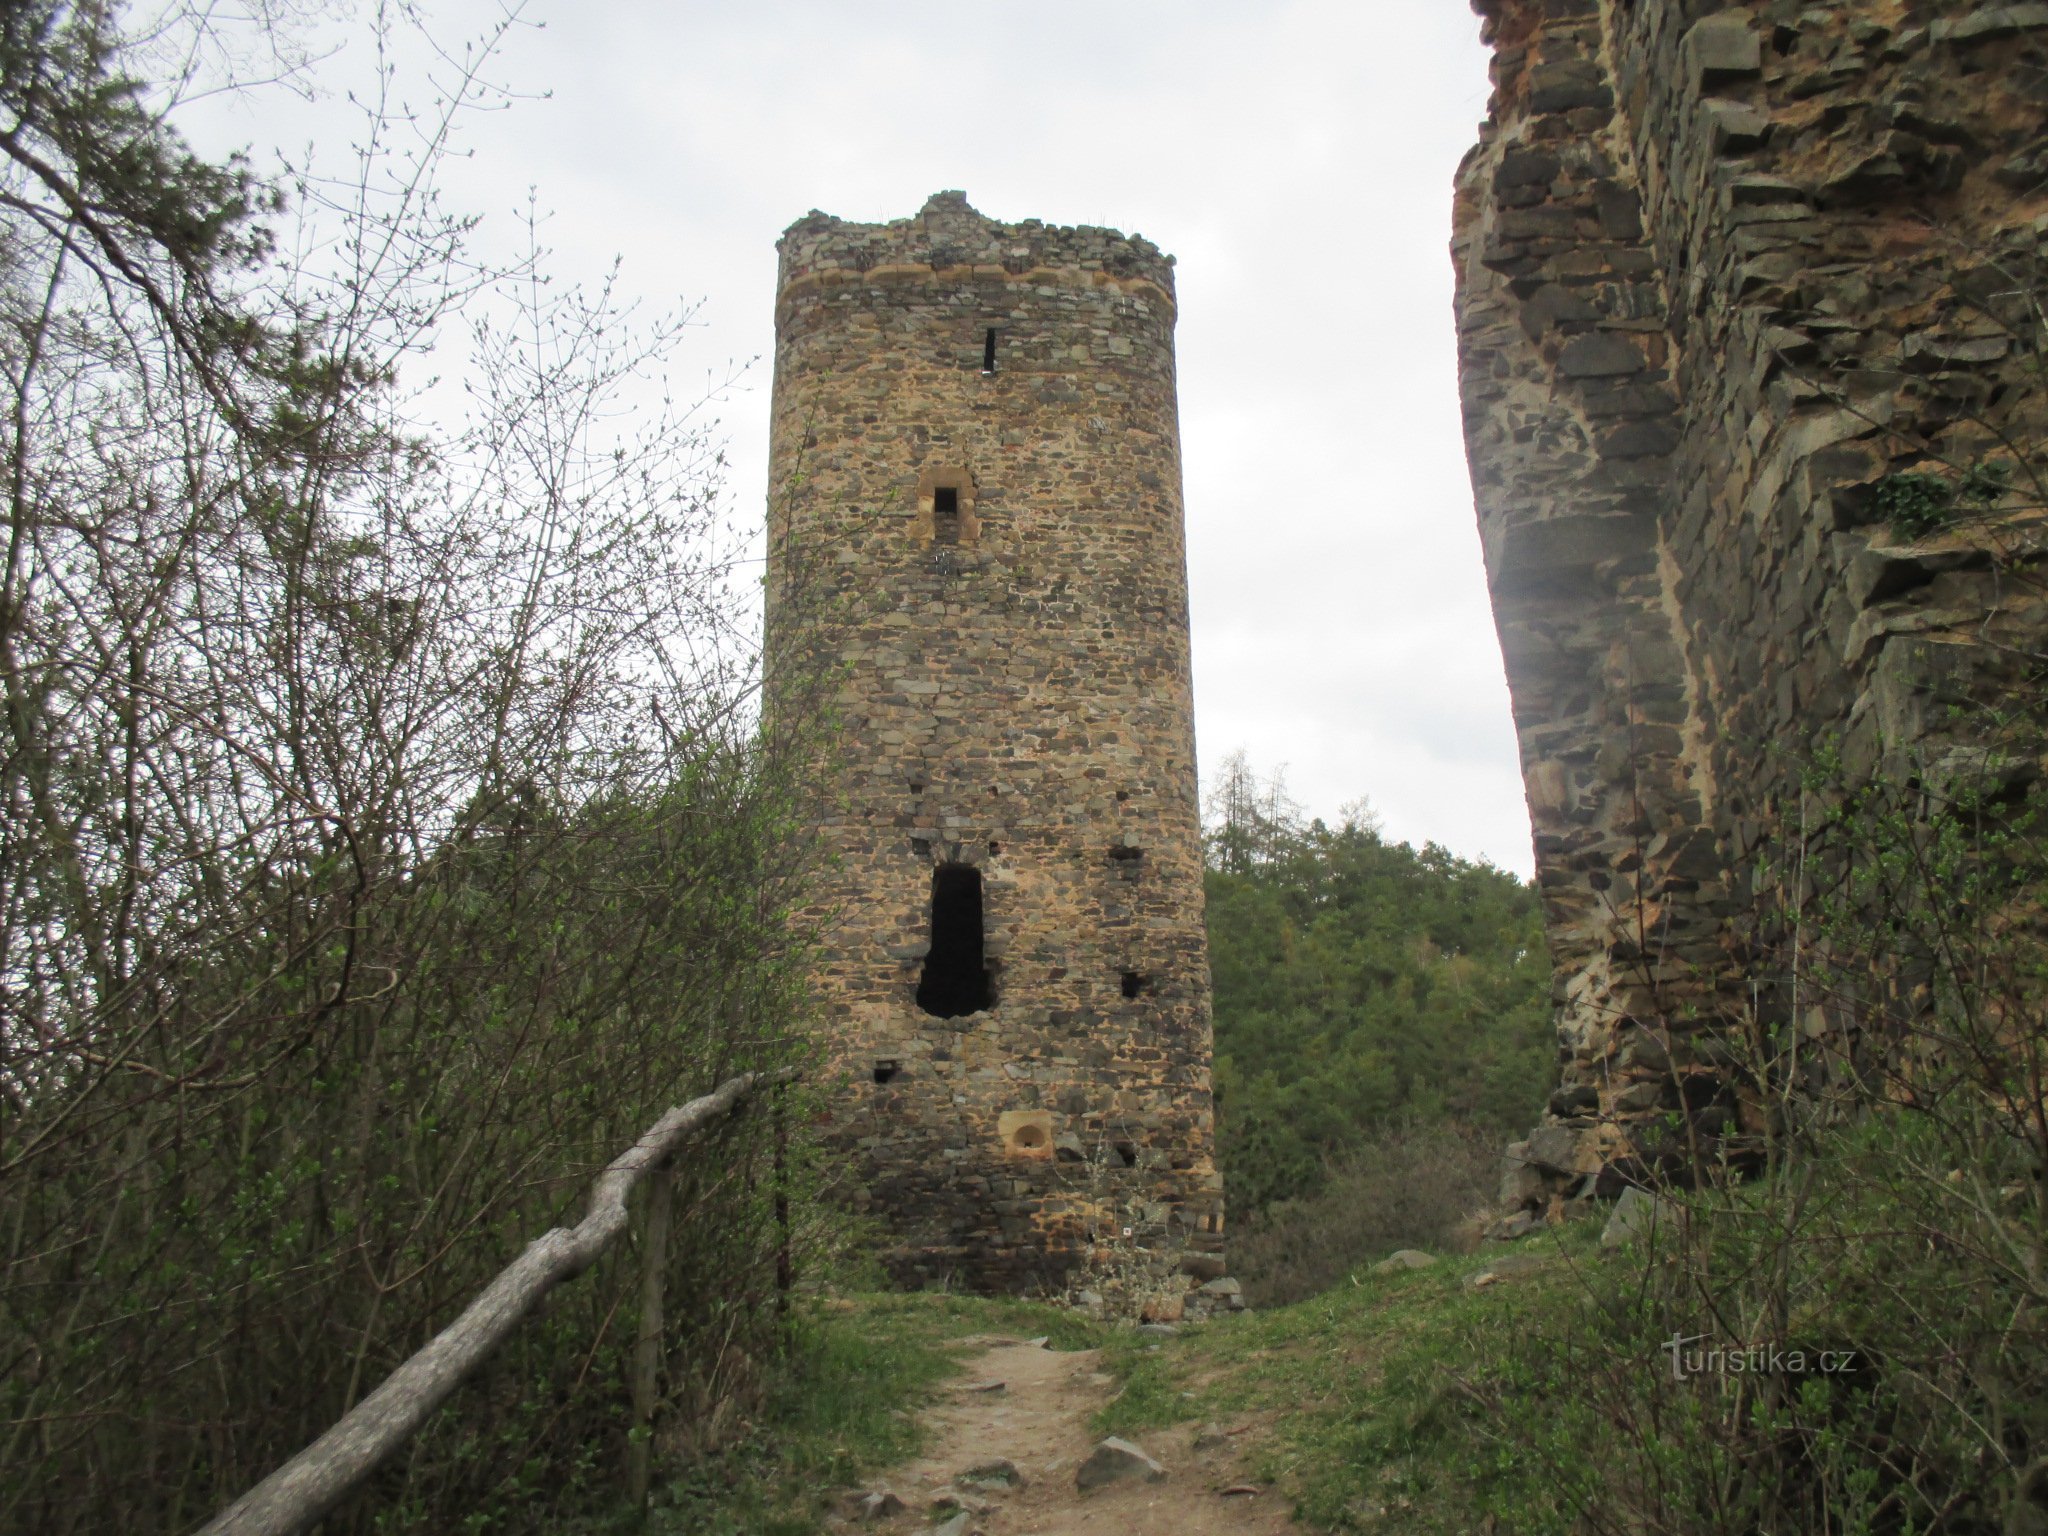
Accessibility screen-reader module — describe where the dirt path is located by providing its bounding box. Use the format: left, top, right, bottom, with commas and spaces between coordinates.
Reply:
831, 1335, 1299, 1535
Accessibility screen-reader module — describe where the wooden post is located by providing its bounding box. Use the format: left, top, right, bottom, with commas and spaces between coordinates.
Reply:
197, 1067, 797, 1536
627, 1160, 672, 1515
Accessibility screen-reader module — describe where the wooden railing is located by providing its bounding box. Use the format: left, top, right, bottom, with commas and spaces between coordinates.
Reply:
199, 1067, 799, 1536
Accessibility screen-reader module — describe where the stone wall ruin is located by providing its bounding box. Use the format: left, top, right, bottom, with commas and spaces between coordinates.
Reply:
1455, 0, 2048, 1208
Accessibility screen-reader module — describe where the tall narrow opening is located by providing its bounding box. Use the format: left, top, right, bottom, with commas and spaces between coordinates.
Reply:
981, 327, 998, 375
916, 863, 991, 1018
932, 486, 960, 546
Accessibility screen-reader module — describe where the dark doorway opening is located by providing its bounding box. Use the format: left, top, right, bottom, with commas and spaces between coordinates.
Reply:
982, 327, 998, 374
916, 863, 992, 1018
933, 486, 960, 546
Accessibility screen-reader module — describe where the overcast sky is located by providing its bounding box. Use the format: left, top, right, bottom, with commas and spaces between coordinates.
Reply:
189, 0, 1529, 875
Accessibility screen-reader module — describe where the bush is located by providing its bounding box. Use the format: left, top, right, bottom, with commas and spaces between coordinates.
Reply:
1446, 741, 2048, 1534
0, 8, 820, 1531
1232, 1119, 1498, 1306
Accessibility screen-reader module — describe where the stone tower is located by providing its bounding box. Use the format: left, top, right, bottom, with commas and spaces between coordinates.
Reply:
763, 191, 1221, 1292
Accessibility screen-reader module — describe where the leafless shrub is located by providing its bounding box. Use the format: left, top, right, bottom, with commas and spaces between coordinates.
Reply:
0, 6, 820, 1530
1232, 1118, 1498, 1306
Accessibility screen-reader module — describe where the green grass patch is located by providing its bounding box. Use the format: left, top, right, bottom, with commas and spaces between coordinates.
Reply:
652, 1292, 1107, 1534
1093, 1225, 1606, 1532
651, 1227, 1616, 1535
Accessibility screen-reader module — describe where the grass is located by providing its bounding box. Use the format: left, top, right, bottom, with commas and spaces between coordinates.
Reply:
1093, 1221, 1605, 1531
649, 1221, 1608, 1534
650, 1292, 1108, 1534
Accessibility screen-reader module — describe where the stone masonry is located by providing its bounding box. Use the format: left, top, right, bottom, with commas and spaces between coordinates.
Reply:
1455, 0, 2048, 1208
763, 193, 1222, 1291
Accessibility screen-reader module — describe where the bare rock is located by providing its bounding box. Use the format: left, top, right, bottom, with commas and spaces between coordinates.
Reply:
1371, 1249, 1436, 1275
1076, 1436, 1167, 1491
1463, 1251, 1554, 1291
1601, 1185, 1683, 1249
857, 1489, 905, 1519
1192, 1421, 1232, 1452
930, 1490, 989, 1518
956, 1456, 1023, 1489
1141, 1293, 1184, 1324
1683, 12, 1762, 83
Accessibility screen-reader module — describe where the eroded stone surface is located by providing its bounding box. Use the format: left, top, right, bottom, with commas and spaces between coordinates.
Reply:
1456, 0, 2048, 1202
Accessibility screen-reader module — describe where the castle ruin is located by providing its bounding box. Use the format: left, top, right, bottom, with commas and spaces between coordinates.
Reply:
764, 192, 1223, 1291
1455, 0, 2048, 1206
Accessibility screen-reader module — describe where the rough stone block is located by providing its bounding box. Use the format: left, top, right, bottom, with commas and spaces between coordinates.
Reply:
1932, 4, 2048, 43
1557, 331, 1646, 377
1076, 1437, 1167, 1491
1683, 13, 1763, 83
1601, 1186, 1683, 1249
1702, 99, 1772, 154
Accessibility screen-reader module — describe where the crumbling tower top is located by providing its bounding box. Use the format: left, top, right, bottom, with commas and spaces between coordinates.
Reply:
775, 190, 1177, 312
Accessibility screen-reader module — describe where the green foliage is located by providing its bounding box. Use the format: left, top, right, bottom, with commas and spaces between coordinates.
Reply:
1135, 734, 2048, 1534
1203, 756, 1552, 1217
1450, 738, 2048, 1534
1873, 461, 2012, 538
1230, 1118, 1501, 1304
1088, 1223, 1602, 1532
1451, 1111, 2048, 1536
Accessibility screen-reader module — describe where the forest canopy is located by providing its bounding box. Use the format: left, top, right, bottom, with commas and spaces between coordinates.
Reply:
1203, 753, 1553, 1218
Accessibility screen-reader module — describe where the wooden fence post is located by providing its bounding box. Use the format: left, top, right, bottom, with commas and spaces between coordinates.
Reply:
198, 1068, 796, 1536
627, 1159, 672, 1515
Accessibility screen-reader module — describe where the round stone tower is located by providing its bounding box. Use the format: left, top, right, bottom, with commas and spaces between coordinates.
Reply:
764, 191, 1221, 1293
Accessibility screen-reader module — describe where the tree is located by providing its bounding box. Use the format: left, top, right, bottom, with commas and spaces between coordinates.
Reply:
1201, 756, 1551, 1215
0, 6, 810, 1530
1203, 747, 1305, 873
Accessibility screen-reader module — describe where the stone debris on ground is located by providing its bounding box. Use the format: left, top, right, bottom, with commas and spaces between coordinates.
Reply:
1370, 1249, 1437, 1275
1462, 1250, 1556, 1291
956, 1456, 1023, 1489
1075, 1437, 1168, 1491
840, 1335, 1298, 1533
